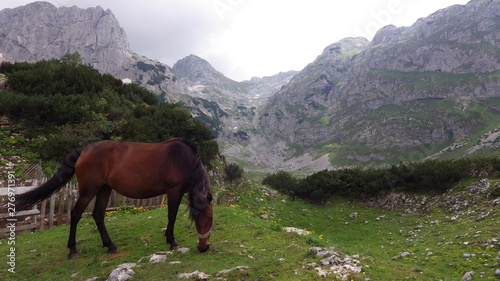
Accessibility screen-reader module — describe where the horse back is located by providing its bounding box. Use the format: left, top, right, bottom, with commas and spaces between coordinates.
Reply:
75, 139, 196, 198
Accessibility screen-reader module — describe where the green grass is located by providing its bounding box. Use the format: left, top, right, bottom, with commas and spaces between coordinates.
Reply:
1, 180, 499, 280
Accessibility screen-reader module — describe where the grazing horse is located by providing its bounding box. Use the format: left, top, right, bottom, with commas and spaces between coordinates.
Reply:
10, 138, 213, 258
287, 189, 296, 201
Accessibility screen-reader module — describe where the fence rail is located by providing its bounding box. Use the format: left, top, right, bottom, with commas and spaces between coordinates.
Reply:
0, 179, 165, 234
22, 163, 43, 180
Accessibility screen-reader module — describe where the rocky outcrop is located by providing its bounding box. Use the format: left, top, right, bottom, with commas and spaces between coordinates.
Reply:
365, 178, 499, 216
309, 247, 363, 279
106, 263, 136, 281
364, 1, 500, 74
260, 37, 370, 146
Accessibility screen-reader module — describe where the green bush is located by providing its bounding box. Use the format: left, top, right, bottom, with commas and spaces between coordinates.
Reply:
263, 158, 500, 202
262, 171, 298, 194
491, 186, 500, 198
225, 163, 244, 181
0, 54, 218, 163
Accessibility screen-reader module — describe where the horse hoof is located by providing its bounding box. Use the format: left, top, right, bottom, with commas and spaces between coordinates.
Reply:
68, 252, 80, 259
108, 248, 119, 254
170, 245, 179, 251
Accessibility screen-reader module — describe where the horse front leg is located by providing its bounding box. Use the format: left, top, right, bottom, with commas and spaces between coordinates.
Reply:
165, 191, 182, 250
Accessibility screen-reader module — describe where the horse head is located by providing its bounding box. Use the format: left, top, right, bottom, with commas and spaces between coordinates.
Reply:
191, 192, 213, 252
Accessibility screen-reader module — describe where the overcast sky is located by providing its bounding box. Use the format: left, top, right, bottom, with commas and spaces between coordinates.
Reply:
0, 0, 471, 81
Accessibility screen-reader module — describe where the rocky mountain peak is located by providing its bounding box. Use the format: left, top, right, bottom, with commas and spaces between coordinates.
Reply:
321, 37, 369, 54
363, 0, 500, 74
172, 54, 228, 85
265, 36, 369, 110
0, 1, 181, 99
371, 25, 401, 45
0, 1, 131, 72
19, 1, 53, 10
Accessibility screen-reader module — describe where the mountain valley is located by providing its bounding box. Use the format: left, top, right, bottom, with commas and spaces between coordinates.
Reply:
0, 0, 499, 171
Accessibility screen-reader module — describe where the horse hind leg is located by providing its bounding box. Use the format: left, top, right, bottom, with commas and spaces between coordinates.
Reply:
92, 186, 117, 254
67, 193, 95, 259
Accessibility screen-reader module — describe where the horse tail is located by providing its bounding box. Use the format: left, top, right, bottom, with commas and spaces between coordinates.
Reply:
14, 149, 82, 211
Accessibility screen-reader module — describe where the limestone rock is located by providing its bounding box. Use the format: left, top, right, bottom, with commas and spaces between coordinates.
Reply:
106, 263, 137, 281
177, 270, 210, 279
461, 271, 474, 281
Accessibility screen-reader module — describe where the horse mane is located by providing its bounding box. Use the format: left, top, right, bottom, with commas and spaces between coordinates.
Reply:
165, 138, 199, 155
170, 138, 211, 219
188, 158, 212, 220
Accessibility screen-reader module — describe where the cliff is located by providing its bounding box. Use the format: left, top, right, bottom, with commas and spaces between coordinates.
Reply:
0, 1, 181, 99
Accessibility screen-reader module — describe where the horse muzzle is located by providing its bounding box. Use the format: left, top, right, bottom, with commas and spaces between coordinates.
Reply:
197, 243, 210, 252
196, 221, 212, 252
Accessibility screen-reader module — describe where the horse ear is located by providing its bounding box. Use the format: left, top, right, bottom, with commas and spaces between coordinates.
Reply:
207, 193, 213, 203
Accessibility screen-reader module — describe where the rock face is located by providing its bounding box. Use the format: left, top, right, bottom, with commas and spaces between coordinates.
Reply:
0, 1, 180, 99
0, 2, 129, 74
260, 37, 370, 146
259, 0, 500, 166
242, 71, 299, 106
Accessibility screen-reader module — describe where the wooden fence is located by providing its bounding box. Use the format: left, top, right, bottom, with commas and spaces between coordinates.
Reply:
0, 179, 165, 234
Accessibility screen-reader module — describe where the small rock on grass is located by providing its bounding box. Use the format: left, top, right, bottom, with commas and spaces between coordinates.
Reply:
149, 253, 167, 263
177, 270, 210, 279
461, 271, 474, 281
217, 266, 249, 276
177, 247, 190, 253
106, 263, 137, 281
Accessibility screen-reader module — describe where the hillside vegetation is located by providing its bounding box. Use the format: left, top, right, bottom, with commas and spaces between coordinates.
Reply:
263, 158, 500, 202
0, 54, 218, 164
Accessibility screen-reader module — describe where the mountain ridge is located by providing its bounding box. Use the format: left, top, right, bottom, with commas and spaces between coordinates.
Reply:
0, 2, 294, 146
1, 0, 499, 171
258, 0, 500, 168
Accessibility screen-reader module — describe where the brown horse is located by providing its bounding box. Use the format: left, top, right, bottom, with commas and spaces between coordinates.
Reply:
11, 138, 213, 258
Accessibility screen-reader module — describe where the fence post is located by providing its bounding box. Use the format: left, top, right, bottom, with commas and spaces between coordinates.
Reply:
57, 187, 65, 225
49, 194, 55, 229
66, 183, 73, 224
33, 204, 38, 226
39, 200, 47, 230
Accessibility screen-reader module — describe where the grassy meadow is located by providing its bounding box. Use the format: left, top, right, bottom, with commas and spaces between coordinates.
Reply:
0, 179, 499, 280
